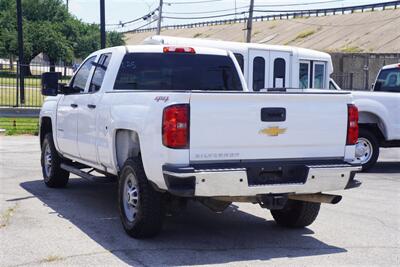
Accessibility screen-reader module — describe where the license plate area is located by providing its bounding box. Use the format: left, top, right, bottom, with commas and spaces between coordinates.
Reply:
246, 165, 308, 186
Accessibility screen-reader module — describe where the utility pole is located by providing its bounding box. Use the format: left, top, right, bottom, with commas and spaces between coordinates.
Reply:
234, 0, 237, 19
16, 0, 25, 104
66, 0, 69, 11
156, 0, 163, 35
246, 0, 254, 43
100, 0, 106, 49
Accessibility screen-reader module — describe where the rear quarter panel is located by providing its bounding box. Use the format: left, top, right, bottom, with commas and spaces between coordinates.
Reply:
352, 91, 400, 140
103, 91, 191, 189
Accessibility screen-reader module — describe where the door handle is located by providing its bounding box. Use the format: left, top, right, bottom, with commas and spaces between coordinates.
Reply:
87, 104, 96, 109
70, 103, 78, 108
261, 108, 286, 122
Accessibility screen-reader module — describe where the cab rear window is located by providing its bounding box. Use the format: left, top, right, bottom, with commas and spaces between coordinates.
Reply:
114, 53, 242, 91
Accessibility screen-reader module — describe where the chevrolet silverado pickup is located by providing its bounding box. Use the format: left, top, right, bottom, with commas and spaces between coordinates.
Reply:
351, 63, 400, 170
39, 45, 360, 238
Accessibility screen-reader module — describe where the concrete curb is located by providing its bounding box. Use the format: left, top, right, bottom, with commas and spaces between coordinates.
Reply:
0, 107, 40, 118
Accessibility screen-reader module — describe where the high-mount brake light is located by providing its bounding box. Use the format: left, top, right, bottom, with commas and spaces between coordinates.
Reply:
163, 46, 196, 54
162, 104, 190, 149
346, 104, 359, 145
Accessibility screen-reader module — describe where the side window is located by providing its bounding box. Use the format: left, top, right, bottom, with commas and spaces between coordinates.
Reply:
273, 58, 286, 88
253, 57, 265, 91
71, 56, 96, 93
234, 53, 244, 73
89, 53, 112, 93
299, 62, 310, 89
313, 63, 325, 89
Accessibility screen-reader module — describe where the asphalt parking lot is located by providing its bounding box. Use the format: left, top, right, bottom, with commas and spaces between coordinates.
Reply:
0, 136, 399, 266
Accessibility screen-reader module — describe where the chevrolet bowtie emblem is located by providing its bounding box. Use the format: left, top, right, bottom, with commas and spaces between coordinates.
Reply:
259, 126, 286, 136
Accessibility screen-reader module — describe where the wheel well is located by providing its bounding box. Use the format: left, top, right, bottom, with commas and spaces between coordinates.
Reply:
359, 124, 385, 144
115, 129, 141, 171
40, 117, 52, 147
358, 111, 387, 141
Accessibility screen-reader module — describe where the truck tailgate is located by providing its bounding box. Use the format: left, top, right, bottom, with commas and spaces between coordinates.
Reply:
189, 92, 350, 162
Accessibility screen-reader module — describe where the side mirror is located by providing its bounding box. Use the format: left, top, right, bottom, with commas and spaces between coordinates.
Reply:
41, 72, 61, 96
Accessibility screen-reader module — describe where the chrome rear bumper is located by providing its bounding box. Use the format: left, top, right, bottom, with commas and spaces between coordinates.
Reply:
163, 161, 361, 197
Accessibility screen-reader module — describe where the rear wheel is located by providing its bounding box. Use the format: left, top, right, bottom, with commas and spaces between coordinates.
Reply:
271, 200, 320, 228
41, 133, 69, 188
118, 158, 165, 238
355, 128, 379, 171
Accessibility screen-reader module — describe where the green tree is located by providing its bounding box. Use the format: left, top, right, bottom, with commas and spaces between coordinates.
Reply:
0, 0, 18, 68
0, 0, 125, 72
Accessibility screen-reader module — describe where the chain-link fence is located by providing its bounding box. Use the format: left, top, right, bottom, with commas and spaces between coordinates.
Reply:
331, 73, 355, 90
0, 62, 73, 108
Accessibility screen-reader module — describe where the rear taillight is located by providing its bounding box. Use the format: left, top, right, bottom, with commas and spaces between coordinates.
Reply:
163, 46, 195, 53
347, 104, 359, 145
162, 104, 189, 149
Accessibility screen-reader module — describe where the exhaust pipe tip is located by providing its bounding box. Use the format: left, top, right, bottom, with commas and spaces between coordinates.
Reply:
330, 195, 342, 204
288, 193, 343, 204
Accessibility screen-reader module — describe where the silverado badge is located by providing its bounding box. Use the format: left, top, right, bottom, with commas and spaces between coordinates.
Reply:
259, 126, 286, 136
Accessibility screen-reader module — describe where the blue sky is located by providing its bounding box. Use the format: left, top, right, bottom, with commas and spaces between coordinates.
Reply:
67, 0, 389, 31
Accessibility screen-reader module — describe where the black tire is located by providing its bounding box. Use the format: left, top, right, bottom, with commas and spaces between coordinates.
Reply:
357, 128, 380, 171
118, 157, 165, 238
41, 133, 69, 188
271, 200, 320, 228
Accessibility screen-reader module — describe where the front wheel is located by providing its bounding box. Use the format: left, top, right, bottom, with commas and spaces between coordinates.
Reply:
41, 133, 69, 188
355, 128, 379, 171
118, 158, 165, 238
271, 200, 320, 228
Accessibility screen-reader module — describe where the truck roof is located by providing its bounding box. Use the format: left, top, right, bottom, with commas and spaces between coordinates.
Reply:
381, 63, 400, 70
143, 35, 332, 62
126, 45, 231, 56
87, 44, 231, 58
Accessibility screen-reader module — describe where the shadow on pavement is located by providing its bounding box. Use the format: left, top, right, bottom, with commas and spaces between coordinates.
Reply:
367, 161, 400, 174
17, 178, 346, 266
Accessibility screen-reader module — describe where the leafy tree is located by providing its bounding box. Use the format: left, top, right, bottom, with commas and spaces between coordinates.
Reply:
0, 0, 18, 67
0, 0, 125, 73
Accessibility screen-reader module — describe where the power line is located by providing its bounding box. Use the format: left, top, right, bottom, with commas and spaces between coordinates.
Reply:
164, 11, 246, 20
254, 0, 345, 7
106, 17, 143, 26
132, 19, 158, 31
164, 5, 249, 14
162, 0, 346, 15
165, 0, 223, 5
106, 8, 158, 27
105, 0, 349, 27
162, 1, 385, 20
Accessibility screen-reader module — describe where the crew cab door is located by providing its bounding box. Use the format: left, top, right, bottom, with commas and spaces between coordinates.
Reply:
56, 56, 96, 158
77, 53, 111, 163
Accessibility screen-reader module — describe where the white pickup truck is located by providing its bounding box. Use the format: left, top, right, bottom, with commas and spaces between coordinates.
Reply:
331, 64, 400, 170
39, 45, 360, 238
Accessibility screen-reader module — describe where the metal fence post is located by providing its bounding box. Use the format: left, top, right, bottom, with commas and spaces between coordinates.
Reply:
16, 0, 25, 104
350, 73, 354, 90
15, 61, 19, 107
